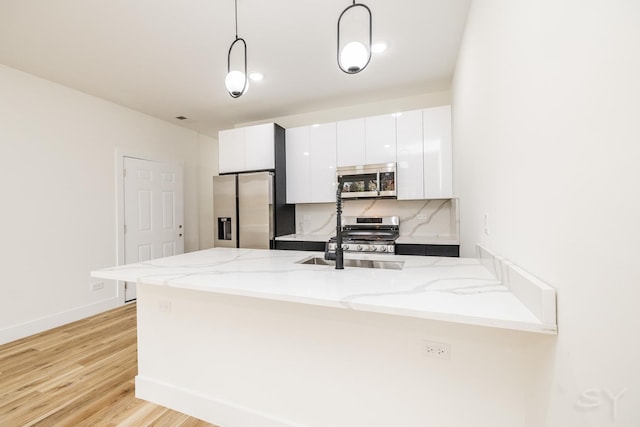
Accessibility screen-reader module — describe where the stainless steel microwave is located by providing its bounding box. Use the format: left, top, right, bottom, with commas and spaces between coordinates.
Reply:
337, 163, 397, 199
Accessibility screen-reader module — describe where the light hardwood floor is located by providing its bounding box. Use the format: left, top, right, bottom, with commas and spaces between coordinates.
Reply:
0, 303, 216, 426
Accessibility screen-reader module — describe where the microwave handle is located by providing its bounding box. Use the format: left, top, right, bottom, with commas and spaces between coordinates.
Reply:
376, 170, 381, 195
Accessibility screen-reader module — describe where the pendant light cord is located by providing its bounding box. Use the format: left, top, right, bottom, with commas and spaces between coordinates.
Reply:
226, 0, 248, 98
234, 0, 238, 38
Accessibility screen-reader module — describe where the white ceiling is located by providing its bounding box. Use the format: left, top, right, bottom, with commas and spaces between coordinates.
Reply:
0, 0, 471, 136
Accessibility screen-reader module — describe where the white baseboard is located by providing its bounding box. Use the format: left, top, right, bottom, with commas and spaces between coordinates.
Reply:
135, 375, 304, 427
0, 297, 120, 345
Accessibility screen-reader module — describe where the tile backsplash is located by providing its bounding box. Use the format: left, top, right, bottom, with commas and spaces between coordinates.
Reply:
295, 198, 459, 240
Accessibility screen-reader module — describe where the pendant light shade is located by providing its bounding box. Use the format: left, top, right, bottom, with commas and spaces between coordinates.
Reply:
225, 69, 248, 97
337, 1, 372, 74
340, 41, 369, 73
226, 0, 248, 98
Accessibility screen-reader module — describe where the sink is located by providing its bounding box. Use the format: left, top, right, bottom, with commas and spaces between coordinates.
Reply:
296, 256, 404, 270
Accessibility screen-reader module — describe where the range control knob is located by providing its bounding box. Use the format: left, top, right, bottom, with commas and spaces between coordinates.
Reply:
369, 245, 377, 252
355, 245, 363, 251
379, 246, 387, 252
342, 244, 348, 250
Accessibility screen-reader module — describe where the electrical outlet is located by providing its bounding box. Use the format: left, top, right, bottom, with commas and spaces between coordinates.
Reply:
424, 340, 451, 360
484, 213, 490, 235
158, 301, 172, 312
90, 282, 104, 292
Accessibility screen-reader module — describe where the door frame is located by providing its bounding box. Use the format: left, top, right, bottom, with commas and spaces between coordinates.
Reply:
115, 149, 184, 305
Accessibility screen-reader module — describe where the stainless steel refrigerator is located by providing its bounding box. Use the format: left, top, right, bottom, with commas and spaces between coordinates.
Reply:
213, 172, 276, 249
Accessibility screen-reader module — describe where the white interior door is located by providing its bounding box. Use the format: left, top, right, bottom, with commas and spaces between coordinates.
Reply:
123, 157, 184, 301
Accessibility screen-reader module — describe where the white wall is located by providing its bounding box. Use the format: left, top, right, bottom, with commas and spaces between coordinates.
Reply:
238, 91, 451, 129
0, 64, 202, 344
453, 1, 640, 426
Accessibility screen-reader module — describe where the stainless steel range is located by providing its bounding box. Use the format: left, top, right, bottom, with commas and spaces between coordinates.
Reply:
327, 216, 400, 254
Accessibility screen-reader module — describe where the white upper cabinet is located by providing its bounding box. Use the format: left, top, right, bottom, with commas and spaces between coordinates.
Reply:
283, 105, 452, 204
337, 115, 396, 166
285, 126, 311, 204
245, 123, 276, 171
336, 118, 365, 167
365, 114, 396, 164
396, 110, 424, 200
286, 123, 337, 204
309, 123, 337, 202
218, 123, 275, 174
423, 105, 453, 199
218, 127, 245, 174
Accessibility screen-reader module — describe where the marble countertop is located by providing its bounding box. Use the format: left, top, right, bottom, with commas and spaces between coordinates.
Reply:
276, 234, 459, 245
92, 248, 556, 334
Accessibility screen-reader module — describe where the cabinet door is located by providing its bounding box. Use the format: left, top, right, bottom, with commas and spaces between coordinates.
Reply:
285, 126, 311, 204
396, 110, 424, 200
365, 114, 396, 164
245, 123, 275, 171
309, 123, 337, 203
218, 127, 245, 174
336, 118, 365, 167
423, 106, 453, 199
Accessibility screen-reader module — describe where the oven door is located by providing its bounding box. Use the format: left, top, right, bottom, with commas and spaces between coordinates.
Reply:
337, 167, 379, 198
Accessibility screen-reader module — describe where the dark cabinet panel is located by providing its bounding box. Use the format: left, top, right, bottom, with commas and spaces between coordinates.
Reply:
395, 244, 459, 257
274, 241, 302, 250
275, 241, 459, 257
274, 240, 326, 252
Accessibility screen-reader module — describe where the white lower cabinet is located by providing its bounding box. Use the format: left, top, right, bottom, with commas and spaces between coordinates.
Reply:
286, 123, 337, 203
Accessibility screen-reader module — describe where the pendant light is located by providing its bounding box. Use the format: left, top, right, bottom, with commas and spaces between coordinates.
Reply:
225, 0, 248, 98
337, 1, 372, 74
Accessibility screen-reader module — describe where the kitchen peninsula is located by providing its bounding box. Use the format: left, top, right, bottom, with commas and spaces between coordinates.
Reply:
92, 247, 556, 427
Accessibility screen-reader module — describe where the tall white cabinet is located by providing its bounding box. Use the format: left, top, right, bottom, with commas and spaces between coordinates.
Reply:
396, 110, 425, 200
396, 106, 453, 200
423, 106, 452, 199
310, 123, 338, 202
286, 123, 337, 204
285, 127, 310, 204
